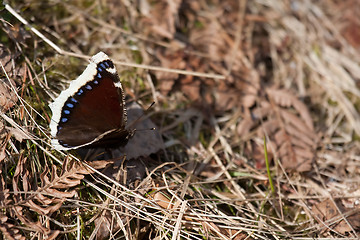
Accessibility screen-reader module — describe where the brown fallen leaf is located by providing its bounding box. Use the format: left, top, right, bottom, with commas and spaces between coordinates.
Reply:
332, 0, 360, 50
0, 79, 18, 112
0, 44, 24, 112
155, 49, 186, 95
5, 126, 30, 142
94, 211, 121, 240
239, 88, 317, 172
139, 0, 182, 39
312, 198, 360, 235
8, 154, 111, 238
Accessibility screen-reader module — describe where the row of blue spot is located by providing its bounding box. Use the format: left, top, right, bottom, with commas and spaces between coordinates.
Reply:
60, 97, 79, 124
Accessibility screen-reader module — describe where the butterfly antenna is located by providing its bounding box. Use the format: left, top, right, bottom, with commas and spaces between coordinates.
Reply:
145, 101, 155, 113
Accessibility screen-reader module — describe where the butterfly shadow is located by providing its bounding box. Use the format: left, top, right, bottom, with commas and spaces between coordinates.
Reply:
76, 101, 164, 184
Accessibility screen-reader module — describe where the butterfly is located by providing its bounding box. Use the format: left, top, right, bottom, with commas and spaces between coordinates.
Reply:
49, 52, 134, 150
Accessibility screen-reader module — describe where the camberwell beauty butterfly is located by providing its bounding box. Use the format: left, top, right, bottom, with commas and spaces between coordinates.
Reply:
49, 52, 134, 150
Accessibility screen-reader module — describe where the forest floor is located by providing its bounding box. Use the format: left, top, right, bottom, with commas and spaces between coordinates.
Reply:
1, 0, 360, 239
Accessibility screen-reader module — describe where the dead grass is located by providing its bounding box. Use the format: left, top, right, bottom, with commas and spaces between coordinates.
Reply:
0, 0, 360, 239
